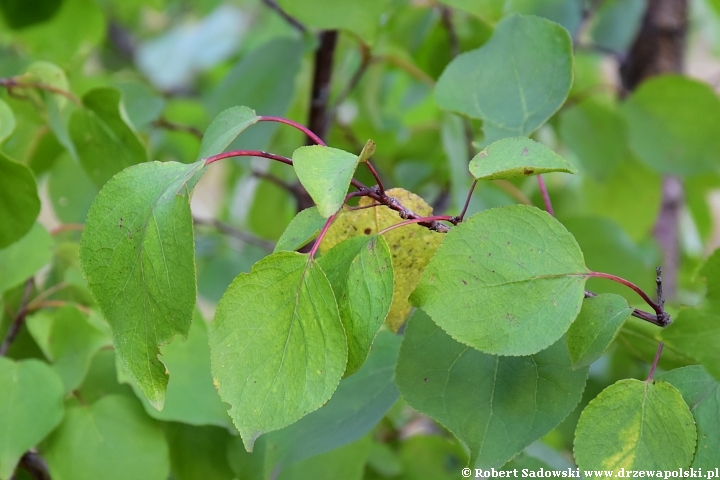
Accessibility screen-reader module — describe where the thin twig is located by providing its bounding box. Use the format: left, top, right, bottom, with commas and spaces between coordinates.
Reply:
364, 160, 385, 195
49, 223, 84, 235
204, 150, 293, 167
153, 118, 203, 140
193, 217, 276, 251
306, 30, 338, 144
261, 0, 306, 33
586, 271, 670, 324
537, 174, 554, 216
377, 216, 455, 235
0, 77, 81, 105
439, 6, 460, 58
258, 116, 325, 146
309, 213, 337, 258
583, 290, 668, 327
0, 278, 35, 356
647, 342, 665, 382
454, 180, 477, 223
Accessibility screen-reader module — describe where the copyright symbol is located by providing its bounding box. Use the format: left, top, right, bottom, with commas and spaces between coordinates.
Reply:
462, 468, 472, 477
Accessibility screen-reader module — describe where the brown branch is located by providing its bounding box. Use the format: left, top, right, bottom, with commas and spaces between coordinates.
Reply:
153, 118, 203, 140
261, 0, 306, 33
0, 278, 35, 356
0, 77, 81, 106
193, 217, 276, 251
17, 450, 52, 480
307, 30, 338, 144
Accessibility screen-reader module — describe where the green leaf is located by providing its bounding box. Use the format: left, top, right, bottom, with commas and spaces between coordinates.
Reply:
622, 75, 720, 176
0, 0, 62, 29
469, 137, 577, 181
661, 249, 720, 381
263, 331, 400, 472
322, 188, 444, 331
411, 204, 588, 356
70, 87, 147, 188
0, 98, 14, 143
590, 0, 645, 53
80, 160, 205, 409
199, 106, 259, 159
435, 14, 573, 145
165, 424, 235, 480
0, 153, 41, 249
566, 294, 633, 369
293, 145, 359, 218
275, 0, 387, 41
559, 96, 628, 180
583, 157, 661, 241
121, 313, 233, 429
42, 395, 170, 480
26, 304, 111, 392
209, 252, 347, 451
0, 358, 65, 480
275, 436, 371, 480
47, 154, 97, 224
274, 207, 327, 253
13, 0, 104, 64
395, 311, 588, 468
658, 366, 720, 468
25, 61, 76, 159
318, 235, 394, 376
574, 379, 697, 472
207, 38, 304, 151
0, 223, 53, 294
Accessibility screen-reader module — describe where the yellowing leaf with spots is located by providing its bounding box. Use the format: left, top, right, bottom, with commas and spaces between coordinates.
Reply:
321, 188, 443, 331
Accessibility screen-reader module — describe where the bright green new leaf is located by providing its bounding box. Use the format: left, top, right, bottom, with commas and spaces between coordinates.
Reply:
122, 313, 233, 429
0, 358, 65, 480
395, 311, 588, 468
209, 252, 347, 451
274, 207, 326, 253
198, 106, 259, 159
574, 379, 696, 472
322, 188, 444, 331
276, 0, 386, 41
42, 395, 169, 480
0, 153, 41, 249
659, 366, 720, 468
0, 98, 14, 143
566, 294, 633, 369
411, 205, 588, 356
80, 160, 205, 409
358, 139, 376, 163
26, 304, 111, 392
623, 75, 720, 176
293, 145, 359, 218
469, 137, 577, 181
435, 14, 573, 144
70, 87, 147, 188
264, 331, 400, 473
318, 235, 393, 376
559, 96, 628, 180
0, 223, 53, 294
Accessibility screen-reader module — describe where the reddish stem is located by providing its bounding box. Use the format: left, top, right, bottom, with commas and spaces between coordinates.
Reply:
378, 216, 455, 235
309, 214, 337, 258
455, 180, 477, 223
204, 150, 293, 167
647, 342, 665, 382
258, 116, 326, 146
365, 160, 385, 195
50, 223, 84, 235
537, 175, 554, 216
586, 271, 664, 317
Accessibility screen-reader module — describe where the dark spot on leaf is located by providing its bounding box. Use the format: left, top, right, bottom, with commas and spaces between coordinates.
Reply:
522, 147, 529, 155
364, 228, 371, 235
424, 378, 429, 382
523, 169, 534, 175
462, 280, 467, 285
480, 151, 488, 157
